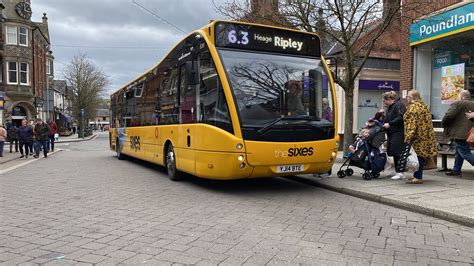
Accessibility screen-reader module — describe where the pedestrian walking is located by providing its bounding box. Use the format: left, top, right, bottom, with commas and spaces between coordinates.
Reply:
18, 119, 33, 159
7, 123, 19, 153
441, 90, 474, 176
382, 91, 406, 180
33, 118, 51, 158
28, 120, 35, 153
403, 90, 437, 184
48, 119, 58, 152
0, 124, 7, 157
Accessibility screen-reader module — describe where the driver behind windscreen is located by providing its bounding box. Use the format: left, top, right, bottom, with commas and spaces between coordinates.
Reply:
286, 80, 306, 116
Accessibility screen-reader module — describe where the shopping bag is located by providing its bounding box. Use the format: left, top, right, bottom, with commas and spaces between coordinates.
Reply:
406, 147, 419, 172
423, 154, 437, 170
467, 127, 474, 143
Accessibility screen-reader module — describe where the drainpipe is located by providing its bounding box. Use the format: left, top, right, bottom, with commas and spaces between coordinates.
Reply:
32, 26, 37, 116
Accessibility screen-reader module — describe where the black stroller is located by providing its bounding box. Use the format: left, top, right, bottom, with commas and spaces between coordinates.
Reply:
337, 126, 387, 180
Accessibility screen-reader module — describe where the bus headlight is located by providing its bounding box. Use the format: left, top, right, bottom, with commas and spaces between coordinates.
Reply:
335, 141, 339, 148
238, 155, 244, 162
236, 143, 243, 150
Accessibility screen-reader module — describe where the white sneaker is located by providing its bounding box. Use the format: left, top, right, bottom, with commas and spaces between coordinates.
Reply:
384, 171, 396, 178
391, 173, 405, 180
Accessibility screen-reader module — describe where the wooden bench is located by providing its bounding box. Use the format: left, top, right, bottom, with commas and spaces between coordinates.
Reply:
435, 131, 474, 171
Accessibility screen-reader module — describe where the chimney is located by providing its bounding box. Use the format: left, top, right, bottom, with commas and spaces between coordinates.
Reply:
42, 12, 48, 24
251, 0, 278, 15
383, 0, 400, 20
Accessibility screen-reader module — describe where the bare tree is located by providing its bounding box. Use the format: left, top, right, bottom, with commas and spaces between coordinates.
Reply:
63, 53, 108, 136
215, 0, 429, 150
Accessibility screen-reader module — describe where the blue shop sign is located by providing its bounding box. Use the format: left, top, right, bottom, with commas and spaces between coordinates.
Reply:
410, 3, 474, 46
359, 80, 400, 91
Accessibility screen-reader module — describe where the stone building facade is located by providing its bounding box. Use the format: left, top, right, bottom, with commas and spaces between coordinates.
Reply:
0, 0, 53, 126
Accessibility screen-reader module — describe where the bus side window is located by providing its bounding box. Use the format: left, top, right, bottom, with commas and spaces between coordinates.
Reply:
198, 47, 233, 134
179, 64, 196, 124
160, 68, 179, 124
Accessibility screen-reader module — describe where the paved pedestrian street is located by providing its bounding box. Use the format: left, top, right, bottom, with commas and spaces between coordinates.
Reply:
1, 133, 473, 265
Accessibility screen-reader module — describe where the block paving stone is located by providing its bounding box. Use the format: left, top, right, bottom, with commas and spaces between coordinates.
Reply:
0, 135, 473, 264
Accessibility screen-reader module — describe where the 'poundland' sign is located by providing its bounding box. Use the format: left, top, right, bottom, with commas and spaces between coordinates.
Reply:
410, 3, 474, 46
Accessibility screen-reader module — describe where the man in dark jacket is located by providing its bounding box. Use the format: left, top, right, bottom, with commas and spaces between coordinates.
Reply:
34, 118, 51, 158
382, 91, 406, 180
18, 119, 33, 158
442, 90, 474, 176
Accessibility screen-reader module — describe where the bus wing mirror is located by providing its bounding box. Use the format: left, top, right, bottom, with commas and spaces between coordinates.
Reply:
186, 61, 199, 86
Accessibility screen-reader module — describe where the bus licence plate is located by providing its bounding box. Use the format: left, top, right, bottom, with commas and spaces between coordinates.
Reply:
277, 164, 304, 173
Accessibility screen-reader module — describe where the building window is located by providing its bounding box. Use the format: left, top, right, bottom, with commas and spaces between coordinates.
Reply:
20, 63, 29, 85
46, 59, 53, 75
19, 27, 28, 46
6, 26, 17, 45
7, 62, 18, 84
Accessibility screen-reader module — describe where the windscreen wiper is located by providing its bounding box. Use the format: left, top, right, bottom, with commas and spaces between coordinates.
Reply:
256, 116, 318, 135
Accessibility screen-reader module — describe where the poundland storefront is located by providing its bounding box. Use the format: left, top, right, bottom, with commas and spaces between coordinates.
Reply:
410, 2, 473, 121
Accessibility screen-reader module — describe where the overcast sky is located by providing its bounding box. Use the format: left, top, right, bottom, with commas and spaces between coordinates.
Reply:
31, 0, 228, 96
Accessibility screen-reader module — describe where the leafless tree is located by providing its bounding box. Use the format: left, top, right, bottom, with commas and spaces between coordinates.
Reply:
63, 53, 108, 134
215, 0, 429, 150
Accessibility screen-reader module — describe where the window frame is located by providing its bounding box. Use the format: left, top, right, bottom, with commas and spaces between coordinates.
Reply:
19, 27, 28, 46
46, 59, 51, 75
6, 26, 18, 45
7, 62, 18, 85
20, 62, 29, 85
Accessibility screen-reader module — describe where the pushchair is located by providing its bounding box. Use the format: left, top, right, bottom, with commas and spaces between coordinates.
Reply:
337, 126, 387, 180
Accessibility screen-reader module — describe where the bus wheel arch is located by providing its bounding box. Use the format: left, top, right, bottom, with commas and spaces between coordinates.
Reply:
164, 141, 182, 181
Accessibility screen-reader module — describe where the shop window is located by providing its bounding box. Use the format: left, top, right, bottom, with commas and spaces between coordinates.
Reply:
416, 33, 474, 120
7, 62, 18, 84
6, 26, 17, 45
20, 63, 29, 85
19, 27, 28, 46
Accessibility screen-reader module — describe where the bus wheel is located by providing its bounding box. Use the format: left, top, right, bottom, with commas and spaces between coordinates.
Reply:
116, 139, 125, 160
166, 144, 181, 181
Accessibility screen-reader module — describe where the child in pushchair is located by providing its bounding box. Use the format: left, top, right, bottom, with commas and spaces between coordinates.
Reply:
337, 118, 387, 180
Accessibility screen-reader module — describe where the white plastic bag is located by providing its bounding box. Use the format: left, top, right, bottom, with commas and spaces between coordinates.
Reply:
406, 147, 419, 172
383, 153, 396, 177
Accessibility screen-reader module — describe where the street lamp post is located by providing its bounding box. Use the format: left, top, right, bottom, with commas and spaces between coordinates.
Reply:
80, 108, 84, 139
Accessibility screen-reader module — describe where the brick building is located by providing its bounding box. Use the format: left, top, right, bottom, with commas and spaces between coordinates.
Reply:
0, 0, 54, 126
330, 0, 402, 132
401, 0, 473, 124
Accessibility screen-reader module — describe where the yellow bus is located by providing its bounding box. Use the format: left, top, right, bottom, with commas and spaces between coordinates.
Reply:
110, 20, 338, 181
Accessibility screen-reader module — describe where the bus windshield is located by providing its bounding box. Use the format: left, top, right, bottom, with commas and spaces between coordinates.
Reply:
219, 50, 334, 131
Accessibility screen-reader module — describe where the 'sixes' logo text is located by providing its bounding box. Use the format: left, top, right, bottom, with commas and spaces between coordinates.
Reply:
275, 147, 314, 158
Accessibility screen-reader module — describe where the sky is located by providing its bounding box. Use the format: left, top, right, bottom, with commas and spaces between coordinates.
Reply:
30, 0, 228, 96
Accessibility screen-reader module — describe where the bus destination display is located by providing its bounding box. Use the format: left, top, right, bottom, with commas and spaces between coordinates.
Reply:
215, 22, 321, 57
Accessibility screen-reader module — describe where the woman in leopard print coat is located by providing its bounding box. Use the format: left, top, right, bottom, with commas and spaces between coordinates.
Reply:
403, 90, 437, 184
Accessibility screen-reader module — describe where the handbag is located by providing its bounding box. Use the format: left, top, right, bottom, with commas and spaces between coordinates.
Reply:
467, 127, 474, 143
423, 154, 437, 170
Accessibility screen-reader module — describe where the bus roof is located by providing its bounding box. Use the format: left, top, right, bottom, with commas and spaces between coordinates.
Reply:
110, 20, 321, 97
